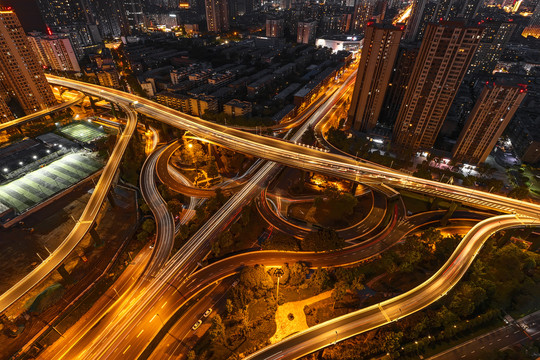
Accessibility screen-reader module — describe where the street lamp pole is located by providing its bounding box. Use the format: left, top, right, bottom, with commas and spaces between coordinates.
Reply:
275, 268, 284, 300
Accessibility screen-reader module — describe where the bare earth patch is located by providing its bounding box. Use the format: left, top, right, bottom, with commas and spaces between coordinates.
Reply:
270, 290, 332, 343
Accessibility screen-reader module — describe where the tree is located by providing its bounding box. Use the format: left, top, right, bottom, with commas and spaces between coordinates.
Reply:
289, 262, 309, 286
239, 308, 250, 337
206, 161, 219, 178
310, 267, 330, 292
187, 351, 196, 360
332, 280, 348, 309
141, 219, 155, 234
167, 199, 183, 216
449, 283, 487, 317
508, 185, 529, 199
303, 228, 346, 252
239, 265, 274, 291
301, 125, 316, 144
137, 230, 149, 242
226, 299, 234, 315
208, 314, 226, 344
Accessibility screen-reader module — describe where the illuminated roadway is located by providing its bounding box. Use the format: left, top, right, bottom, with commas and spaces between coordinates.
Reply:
40, 73, 540, 358
246, 215, 539, 360
140, 145, 175, 275
0, 90, 84, 132
0, 101, 137, 314
148, 214, 484, 359
46, 74, 540, 218
38, 70, 353, 360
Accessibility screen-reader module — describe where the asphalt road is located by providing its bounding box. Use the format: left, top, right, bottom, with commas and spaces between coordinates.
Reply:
155, 140, 259, 198
38, 67, 357, 360
144, 212, 484, 359
42, 70, 540, 359
428, 310, 540, 360
140, 145, 175, 276
0, 90, 84, 132
0, 103, 137, 315
46, 75, 540, 217
245, 215, 540, 360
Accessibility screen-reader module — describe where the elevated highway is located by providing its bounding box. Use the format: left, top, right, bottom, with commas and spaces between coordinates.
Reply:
46, 75, 540, 218
0, 99, 137, 314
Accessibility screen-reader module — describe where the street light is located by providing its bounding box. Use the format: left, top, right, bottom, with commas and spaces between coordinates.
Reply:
275, 268, 284, 300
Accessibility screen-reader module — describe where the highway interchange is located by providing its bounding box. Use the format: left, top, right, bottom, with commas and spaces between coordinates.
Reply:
1, 63, 539, 359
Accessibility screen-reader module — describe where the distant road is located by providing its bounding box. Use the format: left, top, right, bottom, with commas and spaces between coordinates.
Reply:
46, 75, 540, 217
428, 310, 540, 360
0, 91, 84, 132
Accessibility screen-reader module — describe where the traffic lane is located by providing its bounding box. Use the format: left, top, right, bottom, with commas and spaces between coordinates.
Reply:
428, 311, 540, 360
186, 217, 483, 299
47, 75, 540, 218
36, 246, 153, 359
156, 141, 247, 198
0, 91, 84, 132
151, 278, 237, 360
38, 73, 352, 359
79, 164, 279, 360
0, 106, 137, 314
258, 188, 384, 240
140, 145, 175, 275
245, 216, 532, 360
430, 326, 529, 360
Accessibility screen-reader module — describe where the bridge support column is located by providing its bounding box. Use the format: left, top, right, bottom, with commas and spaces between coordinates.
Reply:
57, 264, 72, 283
440, 202, 458, 226
87, 95, 98, 113
107, 188, 117, 208
109, 102, 117, 118
90, 225, 104, 247
430, 198, 440, 211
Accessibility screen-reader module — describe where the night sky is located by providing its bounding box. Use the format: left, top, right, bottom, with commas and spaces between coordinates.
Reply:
0, 0, 46, 32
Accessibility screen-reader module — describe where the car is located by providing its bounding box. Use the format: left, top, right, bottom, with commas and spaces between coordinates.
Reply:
192, 320, 202, 331
203, 308, 212, 317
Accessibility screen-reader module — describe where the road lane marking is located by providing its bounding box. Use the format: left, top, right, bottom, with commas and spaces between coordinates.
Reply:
378, 303, 391, 322
137, 329, 144, 338
123, 345, 131, 354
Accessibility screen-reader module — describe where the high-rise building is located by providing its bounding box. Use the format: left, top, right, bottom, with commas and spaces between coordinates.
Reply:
205, 0, 229, 32
321, 14, 351, 35
392, 21, 482, 150
0, 95, 14, 123
457, 0, 482, 20
452, 81, 526, 163
124, 0, 146, 32
229, 0, 254, 19
380, 44, 419, 126
0, 7, 57, 117
405, 0, 426, 40
522, 2, 540, 38
266, 18, 284, 37
351, 0, 374, 34
28, 33, 81, 72
297, 20, 317, 44
467, 21, 515, 76
348, 23, 404, 132
404, 0, 438, 41
36, 0, 87, 28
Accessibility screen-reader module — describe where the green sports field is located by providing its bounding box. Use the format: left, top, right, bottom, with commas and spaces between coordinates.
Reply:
58, 122, 106, 143
0, 153, 102, 214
